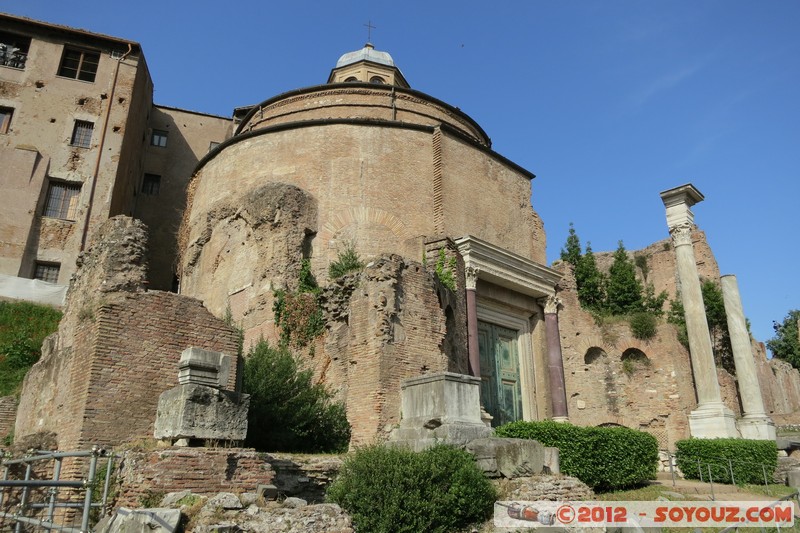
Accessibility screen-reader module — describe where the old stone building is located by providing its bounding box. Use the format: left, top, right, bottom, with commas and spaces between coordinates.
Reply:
0, 13, 231, 294
4, 13, 800, 450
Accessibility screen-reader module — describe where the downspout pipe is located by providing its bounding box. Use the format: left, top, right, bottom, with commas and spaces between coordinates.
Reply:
79, 43, 133, 251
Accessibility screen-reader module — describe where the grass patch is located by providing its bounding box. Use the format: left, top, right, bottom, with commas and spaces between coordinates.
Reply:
0, 300, 61, 396
594, 482, 685, 501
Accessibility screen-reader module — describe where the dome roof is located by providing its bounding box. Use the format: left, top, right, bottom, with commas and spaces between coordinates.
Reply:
335, 43, 394, 68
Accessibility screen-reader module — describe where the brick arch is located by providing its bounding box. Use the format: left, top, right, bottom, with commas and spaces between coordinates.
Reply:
621, 347, 649, 361
584, 346, 607, 365
319, 206, 414, 247
575, 335, 607, 359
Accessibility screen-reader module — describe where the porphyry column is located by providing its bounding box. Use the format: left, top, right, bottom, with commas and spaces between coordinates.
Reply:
660, 184, 737, 438
465, 266, 481, 378
721, 274, 776, 440
542, 295, 569, 422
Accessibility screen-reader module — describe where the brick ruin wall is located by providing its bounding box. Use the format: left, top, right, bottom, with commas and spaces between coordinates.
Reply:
0, 396, 16, 440
115, 448, 274, 507
592, 229, 720, 302
312, 252, 468, 446
14, 217, 240, 451
560, 230, 800, 446
114, 448, 342, 507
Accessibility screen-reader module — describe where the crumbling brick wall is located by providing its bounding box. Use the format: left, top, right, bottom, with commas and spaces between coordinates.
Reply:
317, 254, 467, 446
555, 262, 741, 449
0, 396, 16, 440
15, 216, 240, 450
115, 448, 274, 507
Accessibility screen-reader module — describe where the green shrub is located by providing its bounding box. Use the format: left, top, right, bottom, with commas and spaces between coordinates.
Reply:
675, 438, 777, 485
327, 444, 495, 533
329, 242, 364, 279
629, 312, 657, 340
433, 249, 457, 291
496, 421, 658, 491
0, 301, 62, 395
243, 340, 350, 453
622, 351, 651, 376
273, 259, 325, 347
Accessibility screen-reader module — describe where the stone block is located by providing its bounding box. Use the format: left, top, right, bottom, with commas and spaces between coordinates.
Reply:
95, 507, 181, 533
389, 372, 493, 451
688, 404, 739, 438
206, 492, 244, 510
159, 491, 191, 508
737, 415, 777, 440
787, 469, 800, 489
178, 347, 232, 387
399, 372, 484, 426
465, 437, 545, 478
153, 383, 249, 442
390, 423, 493, 452
543, 446, 560, 474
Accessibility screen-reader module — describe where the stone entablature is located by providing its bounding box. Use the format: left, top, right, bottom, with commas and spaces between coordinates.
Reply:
454, 235, 561, 299
234, 84, 489, 146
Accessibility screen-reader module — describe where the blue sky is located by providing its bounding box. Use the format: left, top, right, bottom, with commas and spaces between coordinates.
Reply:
6, 1, 799, 350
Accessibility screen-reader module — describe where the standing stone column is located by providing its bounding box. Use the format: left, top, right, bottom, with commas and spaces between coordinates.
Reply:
465, 266, 481, 378
542, 295, 569, 422
660, 184, 737, 438
721, 275, 776, 440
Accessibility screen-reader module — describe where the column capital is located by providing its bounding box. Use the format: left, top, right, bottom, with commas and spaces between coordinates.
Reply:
464, 265, 479, 290
540, 295, 562, 315
669, 223, 693, 248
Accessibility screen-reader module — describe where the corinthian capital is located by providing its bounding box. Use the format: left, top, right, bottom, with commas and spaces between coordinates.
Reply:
669, 223, 693, 247
464, 265, 479, 290
540, 295, 562, 315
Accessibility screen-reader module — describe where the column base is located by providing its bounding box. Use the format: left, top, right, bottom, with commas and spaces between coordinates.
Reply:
737, 414, 777, 441
688, 403, 739, 438
551, 416, 569, 423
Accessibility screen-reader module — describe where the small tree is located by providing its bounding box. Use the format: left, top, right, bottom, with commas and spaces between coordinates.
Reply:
273, 259, 325, 347
605, 241, 642, 315
667, 280, 735, 375
642, 283, 668, 317
560, 222, 582, 269
243, 340, 350, 452
701, 280, 734, 374
767, 309, 800, 369
575, 242, 605, 310
329, 241, 365, 279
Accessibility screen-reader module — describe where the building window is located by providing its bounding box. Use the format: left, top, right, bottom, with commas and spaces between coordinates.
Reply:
34, 262, 60, 284
58, 47, 100, 82
43, 181, 81, 220
344, 76, 358, 82
369, 76, 386, 84
208, 141, 220, 152
71, 120, 94, 148
0, 107, 12, 134
0, 31, 31, 69
151, 129, 168, 147
141, 173, 161, 195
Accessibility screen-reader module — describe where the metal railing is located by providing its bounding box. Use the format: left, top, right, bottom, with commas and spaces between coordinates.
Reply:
718, 491, 800, 533
0, 446, 115, 532
664, 451, 784, 499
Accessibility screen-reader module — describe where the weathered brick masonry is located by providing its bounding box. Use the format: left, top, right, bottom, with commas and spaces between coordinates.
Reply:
116, 448, 273, 507
0, 396, 17, 440
15, 217, 240, 450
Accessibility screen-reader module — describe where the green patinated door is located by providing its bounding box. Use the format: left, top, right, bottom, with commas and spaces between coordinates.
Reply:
478, 321, 523, 427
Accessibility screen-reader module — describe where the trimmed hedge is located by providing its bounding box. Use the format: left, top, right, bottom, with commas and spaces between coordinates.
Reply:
675, 438, 777, 485
495, 420, 658, 491
327, 444, 496, 533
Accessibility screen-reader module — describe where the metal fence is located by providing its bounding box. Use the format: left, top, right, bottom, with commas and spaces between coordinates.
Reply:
0, 446, 115, 532
663, 451, 786, 500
